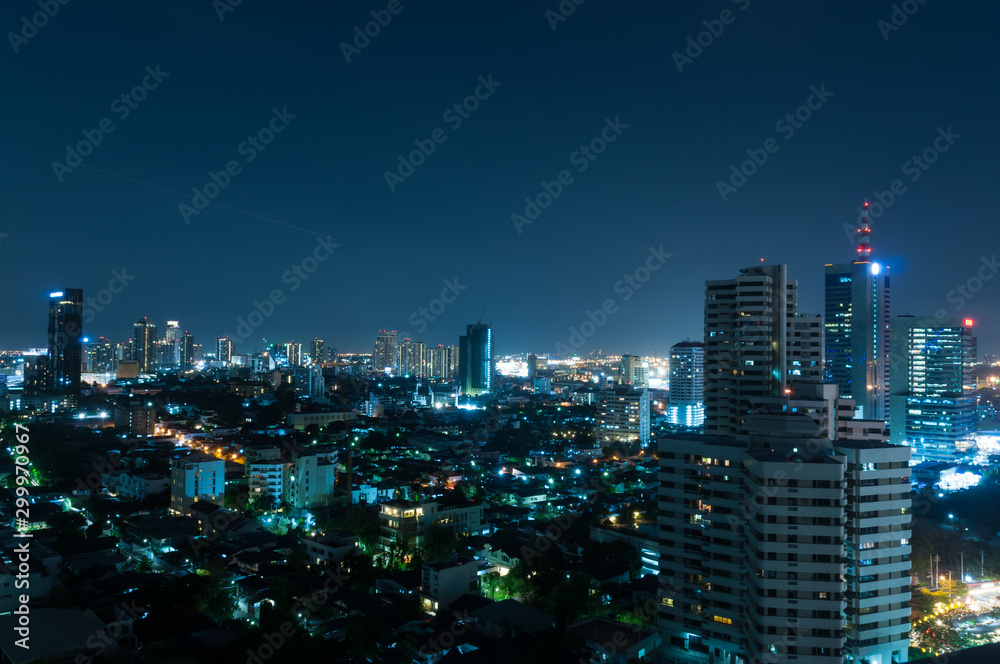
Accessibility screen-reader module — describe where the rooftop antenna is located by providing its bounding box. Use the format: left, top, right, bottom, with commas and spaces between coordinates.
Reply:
856, 200, 872, 261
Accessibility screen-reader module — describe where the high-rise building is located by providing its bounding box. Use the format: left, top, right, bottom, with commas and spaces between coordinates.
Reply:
310, 338, 326, 364
427, 345, 450, 378
86, 337, 117, 373
658, 412, 911, 664
285, 341, 302, 367
596, 387, 649, 444
292, 365, 325, 400
373, 330, 398, 374
46, 289, 83, 398
155, 339, 176, 369
399, 339, 427, 377
132, 317, 157, 373
217, 337, 234, 364
667, 341, 704, 428
788, 314, 824, 383
458, 323, 493, 396
824, 202, 891, 421
446, 344, 459, 378
179, 333, 195, 371
889, 316, 977, 462
621, 354, 648, 388
165, 321, 182, 367
704, 264, 797, 437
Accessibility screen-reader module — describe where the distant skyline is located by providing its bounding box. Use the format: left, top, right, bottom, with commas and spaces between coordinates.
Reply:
2, 2, 998, 355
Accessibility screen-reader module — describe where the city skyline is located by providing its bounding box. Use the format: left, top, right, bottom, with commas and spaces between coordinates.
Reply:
1, 3, 999, 354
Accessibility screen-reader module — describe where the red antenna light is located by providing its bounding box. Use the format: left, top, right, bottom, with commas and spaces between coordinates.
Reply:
856, 199, 872, 261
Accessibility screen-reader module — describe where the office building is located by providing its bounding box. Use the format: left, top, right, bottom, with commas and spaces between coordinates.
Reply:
132, 317, 157, 373
658, 412, 911, 664
427, 344, 453, 379
824, 203, 891, 420
667, 341, 705, 428
217, 337, 234, 364
458, 323, 494, 396
373, 330, 398, 373
889, 316, 977, 462
46, 289, 83, 398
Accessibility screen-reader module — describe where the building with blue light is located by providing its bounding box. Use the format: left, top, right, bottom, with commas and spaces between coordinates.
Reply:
889, 315, 977, 462
824, 203, 890, 421
458, 323, 493, 396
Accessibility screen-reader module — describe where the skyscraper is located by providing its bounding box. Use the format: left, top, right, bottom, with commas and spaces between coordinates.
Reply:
285, 341, 302, 366
667, 341, 704, 427
310, 338, 326, 364
458, 323, 493, 396
164, 321, 182, 367
399, 338, 427, 377
46, 289, 83, 398
824, 202, 890, 420
179, 333, 195, 370
889, 316, 977, 462
132, 317, 157, 373
217, 337, 234, 364
372, 330, 398, 374
704, 264, 796, 437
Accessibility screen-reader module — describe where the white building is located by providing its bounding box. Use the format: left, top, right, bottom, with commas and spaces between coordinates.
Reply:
170, 453, 225, 514
657, 412, 910, 664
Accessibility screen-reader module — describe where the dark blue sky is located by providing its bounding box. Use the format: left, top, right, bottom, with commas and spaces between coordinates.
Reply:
2, 1, 998, 357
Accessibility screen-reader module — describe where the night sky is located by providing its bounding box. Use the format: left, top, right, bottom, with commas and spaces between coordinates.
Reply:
2, 1, 998, 356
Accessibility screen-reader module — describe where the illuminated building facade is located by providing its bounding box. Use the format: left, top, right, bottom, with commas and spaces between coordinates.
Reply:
46, 289, 83, 398
889, 316, 977, 462
458, 323, 493, 396
667, 341, 704, 428
132, 317, 157, 373
373, 330, 398, 373
824, 203, 890, 421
